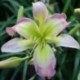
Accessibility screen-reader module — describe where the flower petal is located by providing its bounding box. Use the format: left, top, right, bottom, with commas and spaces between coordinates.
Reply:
35, 63, 56, 79
6, 17, 31, 36
33, 1, 48, 25
6, 27, 16, 37
6, 18, 33, 37
17, 17, 32, 23
51, 13, 67, 19
33, 44, 56, 78
1, 38, 33, 53
56, 34, 80, 49
7, 18, 40, 38
44, 13, 69, 36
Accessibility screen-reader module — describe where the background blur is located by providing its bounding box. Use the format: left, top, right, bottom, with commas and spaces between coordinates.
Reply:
0, 0, 80, 80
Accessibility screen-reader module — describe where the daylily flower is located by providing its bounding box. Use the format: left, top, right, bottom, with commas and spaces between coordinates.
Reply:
1, 1, 80, 79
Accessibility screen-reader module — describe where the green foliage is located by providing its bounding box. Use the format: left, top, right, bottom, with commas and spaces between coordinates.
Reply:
78, 71, 80, 80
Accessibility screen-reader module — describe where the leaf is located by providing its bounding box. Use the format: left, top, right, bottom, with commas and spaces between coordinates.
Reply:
72, 52, 80, 80
78, 71, 80, 80
0, 57, 23, 68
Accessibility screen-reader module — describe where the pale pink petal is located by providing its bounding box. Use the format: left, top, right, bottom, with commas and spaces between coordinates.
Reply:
45, 13, 69, 36
50, 13, 67, 19
56, 34, 80, 49
8, 18, 39, 38
6, 18, 33, 37
33, 1, 48, 25
6, 27, 16, 37
35, 61, 56, 79
11, 21, 30, 38
17, 17, 32, 23
33, 44, 56, 79
1, 38, 29, 53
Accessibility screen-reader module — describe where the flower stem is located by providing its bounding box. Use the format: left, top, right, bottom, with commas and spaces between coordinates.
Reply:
22, 60, 28, 80
22, 56, 29, 61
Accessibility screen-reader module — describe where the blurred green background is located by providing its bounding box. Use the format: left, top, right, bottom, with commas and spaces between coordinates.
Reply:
0, 0, 80, 80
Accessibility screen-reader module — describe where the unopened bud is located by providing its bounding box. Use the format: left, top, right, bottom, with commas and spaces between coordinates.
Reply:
74, 8, 80, 18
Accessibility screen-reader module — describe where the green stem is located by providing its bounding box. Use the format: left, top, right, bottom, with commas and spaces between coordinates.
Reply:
22, 60, 28, 80
22, 56, 29, 61
22, 44, 37, 80
69, 24, 80, 35
22, 43, 37, 61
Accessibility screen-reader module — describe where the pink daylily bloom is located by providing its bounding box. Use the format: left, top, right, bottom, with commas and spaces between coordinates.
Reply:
1, 1, 80, 79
